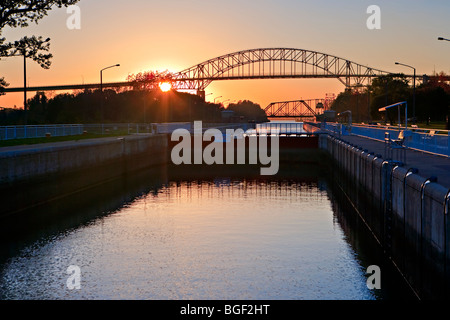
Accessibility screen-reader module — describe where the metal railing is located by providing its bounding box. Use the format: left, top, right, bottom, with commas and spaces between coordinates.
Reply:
0, 123, 155, 141
350, 124, 450, 157
256, 122, 305, 135
318, 122, 450, 157
0, 122, 262, 141
152, 122, 257, 134
405, 129, 450, 156
384, 132, 407, 163
0, 124, 84, 140
83, 123, 153, 135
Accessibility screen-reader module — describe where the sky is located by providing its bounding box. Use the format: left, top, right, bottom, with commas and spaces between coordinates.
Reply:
1, 0, 450, 110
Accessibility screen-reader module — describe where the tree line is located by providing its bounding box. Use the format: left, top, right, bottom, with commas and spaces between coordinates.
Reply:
331, 73, 450, 126
0, 88, 268, 125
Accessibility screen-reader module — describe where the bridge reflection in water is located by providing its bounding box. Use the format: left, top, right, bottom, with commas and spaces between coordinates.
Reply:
0, 156, 416, 299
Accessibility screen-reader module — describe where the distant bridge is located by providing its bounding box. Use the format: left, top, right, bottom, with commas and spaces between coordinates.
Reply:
3, 47, 425, 97
264, 99, 328, 118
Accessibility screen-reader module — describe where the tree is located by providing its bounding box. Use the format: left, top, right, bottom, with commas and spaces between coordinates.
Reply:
366, 75, 411, 123
227, 100, 268, 122
332, 73, 450, 125
331, 87, 371, 123
0, 0, 80, 94
127, 70, 175, 91
0, 77, 7, 95
416, 72, 450, 123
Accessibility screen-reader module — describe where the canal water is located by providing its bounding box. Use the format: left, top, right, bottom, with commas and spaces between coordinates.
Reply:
0, 161, 416, 300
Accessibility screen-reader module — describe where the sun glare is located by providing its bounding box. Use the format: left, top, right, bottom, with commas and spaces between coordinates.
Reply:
159, 82, 172, 92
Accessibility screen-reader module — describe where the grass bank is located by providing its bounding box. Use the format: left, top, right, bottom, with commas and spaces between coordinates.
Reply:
0, 132, 130, 148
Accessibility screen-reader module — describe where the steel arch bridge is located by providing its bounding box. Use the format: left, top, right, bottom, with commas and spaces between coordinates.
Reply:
3, 47, 405, 95
172, 48, 392, 94
264, 99, 327, 118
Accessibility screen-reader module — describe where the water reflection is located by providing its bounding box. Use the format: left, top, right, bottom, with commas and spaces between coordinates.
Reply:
0, 163, 415, 300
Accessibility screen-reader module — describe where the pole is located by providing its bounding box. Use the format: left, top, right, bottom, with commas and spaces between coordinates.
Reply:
405, 102, 408, 130
367, 86, 371, 123
100, 70, 103, 122
385, 79, 388, 125
99, 64, 120, 123
23, 54, 27, 125
356, 91, 359, 123
143, 92, 146, 124
395, 62, 416, 125
189, 96, 192, 123
413, 68, 416, 124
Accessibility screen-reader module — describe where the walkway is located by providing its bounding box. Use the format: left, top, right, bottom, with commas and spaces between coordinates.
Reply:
337, 134, 450, 189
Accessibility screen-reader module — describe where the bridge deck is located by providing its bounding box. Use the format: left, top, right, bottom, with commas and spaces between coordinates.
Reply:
337, 134, 450, 189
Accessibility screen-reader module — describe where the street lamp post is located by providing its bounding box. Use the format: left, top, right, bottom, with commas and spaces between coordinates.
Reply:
23, 52, 27, 125
100, 64, 120, 122
395, 62, 416, 125
6, 49, 29, 124
438, 37, 450, 129
9, 50, 29, 124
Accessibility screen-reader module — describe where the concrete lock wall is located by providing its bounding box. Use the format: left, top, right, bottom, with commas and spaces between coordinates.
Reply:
422, 182, 448, 297
319, 134, 450, 299
0, 135, 168, 184
0, 134, 168, 217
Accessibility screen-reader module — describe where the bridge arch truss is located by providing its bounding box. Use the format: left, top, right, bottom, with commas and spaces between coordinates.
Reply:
264, 99, 328, 118
4, 48, 417, 96
172, 48, 391, 92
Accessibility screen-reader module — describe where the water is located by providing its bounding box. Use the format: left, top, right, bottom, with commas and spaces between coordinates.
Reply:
0, 163, 415, 300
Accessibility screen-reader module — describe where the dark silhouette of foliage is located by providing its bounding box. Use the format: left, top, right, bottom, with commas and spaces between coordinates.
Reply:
415, 74, 450, 123
227, 100, 268, 122
127, 70, 175, 91
6, 89, 228, 125
331, 73, 450, 124
0, 0, 80, 94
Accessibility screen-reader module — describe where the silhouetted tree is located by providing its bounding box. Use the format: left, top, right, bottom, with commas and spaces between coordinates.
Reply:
332, 73, 450, 124
0, 0, 80, 93
332, 74, 412, 124
227, 100, 268, 122
368, 74, 411, 122
331, 87, 373, 123
20, 88, 231, 125
127, 70, 175, 91
416, 72, 450, 123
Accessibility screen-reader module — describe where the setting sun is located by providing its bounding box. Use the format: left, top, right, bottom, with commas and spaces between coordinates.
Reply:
159, 82, 172, 92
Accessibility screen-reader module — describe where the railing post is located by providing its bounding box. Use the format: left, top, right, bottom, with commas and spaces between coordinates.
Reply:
448, 131, 450, 157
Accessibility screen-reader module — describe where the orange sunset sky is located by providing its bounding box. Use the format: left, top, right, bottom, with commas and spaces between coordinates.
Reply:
1, 0, 450, 110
